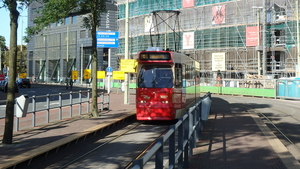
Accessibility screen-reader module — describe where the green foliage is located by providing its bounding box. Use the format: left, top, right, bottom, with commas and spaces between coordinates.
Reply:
0, 36, 6, 50
26, 0, 106, 39
25, 0, 107, 118
0, 35, 7, 71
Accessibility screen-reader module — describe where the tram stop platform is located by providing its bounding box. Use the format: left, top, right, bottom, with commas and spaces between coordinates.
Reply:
0, 91, 299, 169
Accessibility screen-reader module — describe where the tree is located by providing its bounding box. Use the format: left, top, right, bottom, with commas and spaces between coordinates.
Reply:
26, 0, 106, 117
1, 0, 31, 144
17, 45, 27, 73
0, 35, 7, 73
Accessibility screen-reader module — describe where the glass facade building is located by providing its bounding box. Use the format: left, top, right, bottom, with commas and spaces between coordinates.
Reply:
27, 1, 118, 84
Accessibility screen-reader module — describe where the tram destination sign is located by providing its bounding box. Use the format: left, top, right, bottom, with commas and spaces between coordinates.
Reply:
96, 31, 119, 48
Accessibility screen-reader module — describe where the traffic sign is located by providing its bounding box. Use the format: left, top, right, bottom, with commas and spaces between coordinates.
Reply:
96, 31, 119, 48
83, 69, 91, 79
106, 67, 113, 72
19, 73, 27, 78
72, 71, 78, 80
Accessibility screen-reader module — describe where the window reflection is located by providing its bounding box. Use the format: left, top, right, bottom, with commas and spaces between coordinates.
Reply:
138, 65, 173, 88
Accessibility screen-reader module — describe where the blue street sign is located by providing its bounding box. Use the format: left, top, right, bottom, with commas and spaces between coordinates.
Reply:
106, 67, 113, 72
96, 31, 119, 48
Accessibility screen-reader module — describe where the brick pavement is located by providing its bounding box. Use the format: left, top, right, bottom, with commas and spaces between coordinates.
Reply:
0, 90, 136, 169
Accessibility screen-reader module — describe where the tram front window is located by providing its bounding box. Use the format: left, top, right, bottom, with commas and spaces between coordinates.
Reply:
138, 65, 173, 88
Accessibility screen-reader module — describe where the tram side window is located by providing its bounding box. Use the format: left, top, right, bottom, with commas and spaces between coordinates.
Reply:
175, 63, 182, 88
184, 64, 194, 87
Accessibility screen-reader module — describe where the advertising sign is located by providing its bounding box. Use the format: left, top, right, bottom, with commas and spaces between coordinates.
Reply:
183, 32, 194, 49
212, 53, 226, 71
97, 71, 105, 79
183, 0, 194, 8
212, 5, 226, 25
145, 15, 154, 33
246, 26, 260, 46
120, 59, 137, 73
113, 71, 125, 80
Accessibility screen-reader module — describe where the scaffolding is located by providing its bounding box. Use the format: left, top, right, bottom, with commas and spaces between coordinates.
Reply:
116, 0, 300, 79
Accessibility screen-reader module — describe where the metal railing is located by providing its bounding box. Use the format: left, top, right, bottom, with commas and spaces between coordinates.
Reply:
0, 90, 110, 134
132, 92, 212, 169
199, 77, 276, 89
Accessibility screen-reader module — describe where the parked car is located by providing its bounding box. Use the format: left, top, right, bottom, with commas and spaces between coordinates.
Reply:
17, 78, 31, 88
0, 79, 19, 93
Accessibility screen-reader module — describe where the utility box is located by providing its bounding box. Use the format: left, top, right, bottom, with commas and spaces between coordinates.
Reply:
201, 96, 212, 121
15, 95, 29, 118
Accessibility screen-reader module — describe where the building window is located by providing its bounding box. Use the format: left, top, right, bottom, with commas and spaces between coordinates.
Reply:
80, 30, 86, 38
72, 16, 77, 24
38, 6, 43, 12
88, 30, 92, 38
57, 19, 63, 26
32, 8, 37, 14
65, 17, 70, 25
50, 23, 55, 27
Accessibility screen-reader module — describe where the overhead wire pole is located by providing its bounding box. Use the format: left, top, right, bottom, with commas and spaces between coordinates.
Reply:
297, 0, 300, 77
262, 0, 267, 75
124, 0, 129, 104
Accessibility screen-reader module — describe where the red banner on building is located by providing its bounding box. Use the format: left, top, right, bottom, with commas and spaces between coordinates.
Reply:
212, 5, 226, 25
183, 0, 194, 8
246, 26, 261, 46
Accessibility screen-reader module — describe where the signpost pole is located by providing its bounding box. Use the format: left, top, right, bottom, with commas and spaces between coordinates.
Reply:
96, 31, 118, 94
107, 48, 111, 94
124, 0, 129, 104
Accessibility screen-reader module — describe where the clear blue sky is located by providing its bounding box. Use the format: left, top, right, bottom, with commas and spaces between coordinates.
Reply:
0, 7, 28, 47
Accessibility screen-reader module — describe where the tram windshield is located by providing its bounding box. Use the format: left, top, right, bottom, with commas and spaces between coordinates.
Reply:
138, 65, 173, 88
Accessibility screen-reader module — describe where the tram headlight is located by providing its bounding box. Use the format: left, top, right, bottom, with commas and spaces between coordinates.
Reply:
160, 95, 168, 99
160, 94, 169, 104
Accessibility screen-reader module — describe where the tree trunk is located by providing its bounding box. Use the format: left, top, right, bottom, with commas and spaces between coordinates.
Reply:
91, 0, 99, 117
2, 1, 19, 144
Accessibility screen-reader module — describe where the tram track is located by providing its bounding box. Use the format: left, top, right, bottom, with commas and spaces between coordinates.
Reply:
124, 127, 170, 169
224, 96, 300, 163
257, 111, 300, 154
58, 121, 145, 169
17, 119, 171, 169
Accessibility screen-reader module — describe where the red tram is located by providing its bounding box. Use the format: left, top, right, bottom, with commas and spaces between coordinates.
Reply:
136, 47, 200, 120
